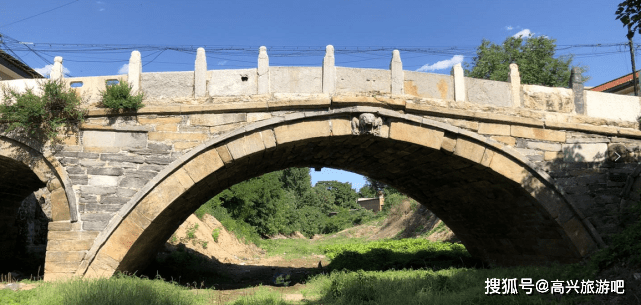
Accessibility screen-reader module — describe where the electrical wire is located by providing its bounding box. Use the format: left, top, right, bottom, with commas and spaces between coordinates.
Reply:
0, 0, 80, 28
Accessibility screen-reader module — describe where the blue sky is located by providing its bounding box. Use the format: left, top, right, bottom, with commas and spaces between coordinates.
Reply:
0, 0, 634, 190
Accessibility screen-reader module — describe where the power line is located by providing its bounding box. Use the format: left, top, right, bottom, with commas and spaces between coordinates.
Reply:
0, 0, 80, 28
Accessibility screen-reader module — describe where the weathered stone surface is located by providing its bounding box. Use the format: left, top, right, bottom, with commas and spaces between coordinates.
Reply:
389, 122, 443, 150
489, 153, 528, 184
522, 85, 573, 112
66, 166, 85, 174
190, 113, 247, 126
87, 167, 124, 176
148, 132, 207, 142
491, 136, 516, 146
478, 123, 510, 136
183, 149, 224, 183
100, 154, 145, 164
144, 156, 174, 165
561, 143, 608, 162
51, 188, 71, 221
454, 138, 485, 163
119, 177, 149, 189
526, 142, 562, 151
83, 131, 147, 148
585, 90, 641, 122
101, 218, 143, 262
48, 231, 99, 240
45, 251, 86, 263
511, 126, 566, 142
142, 71, 194, 99
215, 145, 233, 164
47, 239, 94, 251
69, 175, 88, 185
466, 78, 511, 107
80, 159, 106, 167
79, 186, 117, 195
88, 175, 118, 187
274, 120, 331, 145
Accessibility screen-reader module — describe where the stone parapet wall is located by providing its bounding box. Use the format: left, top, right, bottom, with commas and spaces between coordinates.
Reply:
1, 46, 638, 124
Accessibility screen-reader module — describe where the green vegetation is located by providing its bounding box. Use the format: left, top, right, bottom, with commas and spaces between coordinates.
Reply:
465, 35, 587, 87
423, 221, 447, 237
195, 167, 378, 242
260, 236, 366, 259
322, 239, 479, 271
0, 79, 85, 141
1, 274, 200, 305
211, 228, 220, 243
589, 200, 641, 272
100, 79, 144, 111
186, 223, 198, 240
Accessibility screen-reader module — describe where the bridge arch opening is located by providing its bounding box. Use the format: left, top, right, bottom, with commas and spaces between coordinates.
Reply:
82, 112, 600, 278
0, 136, 74, 276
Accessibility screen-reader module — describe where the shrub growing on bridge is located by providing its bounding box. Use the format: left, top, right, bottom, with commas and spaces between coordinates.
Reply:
100, 79, 144, 111
0, 79, 85, 141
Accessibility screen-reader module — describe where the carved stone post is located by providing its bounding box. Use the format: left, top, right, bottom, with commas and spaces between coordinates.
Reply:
257, 46, 269, 94
128, 51, 142, 94
195, 48, 207, 97
451, 63, 465, 102
390, 50, 403, 96
569, 67, 585, 115
323, 45, 336, 94
50, 56, 64, 80
509, 63, 521, 108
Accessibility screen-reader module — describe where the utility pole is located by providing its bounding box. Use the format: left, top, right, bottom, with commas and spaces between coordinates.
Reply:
628, 24, 639, 96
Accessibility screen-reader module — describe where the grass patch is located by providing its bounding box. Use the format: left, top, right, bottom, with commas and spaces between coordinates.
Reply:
3, 274, 203, 305
260, 236, 366, 259
298, 266, 595, 305
322, 239, 478, 271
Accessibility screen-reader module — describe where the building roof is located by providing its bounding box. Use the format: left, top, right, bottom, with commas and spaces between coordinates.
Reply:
0, 49, 43, 79
590, 70, 639, 93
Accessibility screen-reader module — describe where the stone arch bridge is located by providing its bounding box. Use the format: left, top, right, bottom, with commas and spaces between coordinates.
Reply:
2, 46, 641, 281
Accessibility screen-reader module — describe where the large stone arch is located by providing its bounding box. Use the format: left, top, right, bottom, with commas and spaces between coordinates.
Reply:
79, 107, 602, 278
0, 135, 78, 272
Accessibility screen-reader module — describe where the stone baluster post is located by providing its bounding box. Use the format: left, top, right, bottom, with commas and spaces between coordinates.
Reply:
50, 56, 64, 80
257, 46, 269, 94
509, 63, 521, 108
390, 50, 403, 96
128, 51, 142, 94
323, 45, 336, 95
569, 67, 585, 115
451, 63, 465, 102
195, 47, 207, 97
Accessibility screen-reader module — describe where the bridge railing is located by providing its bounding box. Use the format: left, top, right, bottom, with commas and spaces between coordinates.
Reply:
1, 46, 639, 123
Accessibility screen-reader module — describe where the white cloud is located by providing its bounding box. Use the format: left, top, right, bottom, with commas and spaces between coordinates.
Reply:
117, 63, 129, 74
96, 1, 104, 4
416, 55, 464, 72
505, 25, 513, 31
513, 29, 533, 38
35, 64, 71, 77
99, 8, 105, 11
217, 60, 228, 66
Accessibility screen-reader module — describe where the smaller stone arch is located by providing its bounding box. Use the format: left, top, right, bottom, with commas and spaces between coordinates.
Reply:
0, 135, 79, 279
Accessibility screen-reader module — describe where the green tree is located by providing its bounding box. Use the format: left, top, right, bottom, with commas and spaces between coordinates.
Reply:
465, 35, 586, 87
617, 0, 641, 39
616, 0, 641, 95
314, 181, 359, 209
215, 171, 289, 236
359, 177, 401, 198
